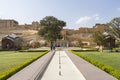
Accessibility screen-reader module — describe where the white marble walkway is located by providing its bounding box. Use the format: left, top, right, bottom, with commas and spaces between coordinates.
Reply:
41, 51, 86, 80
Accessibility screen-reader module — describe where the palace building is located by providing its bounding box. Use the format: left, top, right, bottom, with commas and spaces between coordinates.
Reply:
0, 19, 18, 28
0, 19, 39, 30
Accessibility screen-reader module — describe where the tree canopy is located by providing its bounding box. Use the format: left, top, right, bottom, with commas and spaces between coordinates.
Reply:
38, 16, 66, 41
106, 17, 120, 40
93, 31, 107, 46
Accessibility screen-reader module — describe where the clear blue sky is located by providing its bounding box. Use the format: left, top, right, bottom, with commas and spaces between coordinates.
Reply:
0, 0, 120, 29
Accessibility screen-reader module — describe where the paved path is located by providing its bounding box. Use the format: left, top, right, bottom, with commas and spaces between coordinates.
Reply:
41, 51, 86, 80
66, 50, 118, 80
7, 49, 118, 80
8, 51, 55, 80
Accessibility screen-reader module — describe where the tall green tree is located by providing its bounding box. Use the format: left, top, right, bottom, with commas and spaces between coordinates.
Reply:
93, 31, 107, 51
106, 17, 120, 40
38, 16, 66, 49
93, 31, 107, 46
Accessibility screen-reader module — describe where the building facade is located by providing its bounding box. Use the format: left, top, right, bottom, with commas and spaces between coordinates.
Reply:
0, 19, 18, 28
2, 34, 23, 50
0, 19, 39, 30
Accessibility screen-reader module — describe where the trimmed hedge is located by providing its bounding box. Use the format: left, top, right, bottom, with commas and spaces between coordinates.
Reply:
70, 50, 120, 79
0, 50, 49, 80
72, 49, 98, 52
19, 50, 47, 52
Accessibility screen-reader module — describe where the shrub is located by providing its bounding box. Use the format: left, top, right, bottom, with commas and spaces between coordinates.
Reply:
19, 50, 48, 52
72, 49, 98, 52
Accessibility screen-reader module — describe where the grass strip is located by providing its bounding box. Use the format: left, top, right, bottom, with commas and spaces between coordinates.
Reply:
70, 50, 120, 80
0, 50, 49, 80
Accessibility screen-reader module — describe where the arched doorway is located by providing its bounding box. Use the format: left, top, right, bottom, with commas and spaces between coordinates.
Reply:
2, 34, 22, 50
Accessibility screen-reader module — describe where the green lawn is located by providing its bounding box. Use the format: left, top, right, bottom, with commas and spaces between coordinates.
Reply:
71, 51, 120, 79
0, 51, 47, 74
73, 51, 120, 71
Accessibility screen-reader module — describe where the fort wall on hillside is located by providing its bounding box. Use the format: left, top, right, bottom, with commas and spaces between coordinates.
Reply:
0, 19, 106, 47
0, 19, 39, 30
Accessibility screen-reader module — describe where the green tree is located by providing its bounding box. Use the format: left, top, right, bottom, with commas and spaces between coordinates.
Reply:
93, 31, 107, 52
106, 17, 120, 40
38, 16, 66, 49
